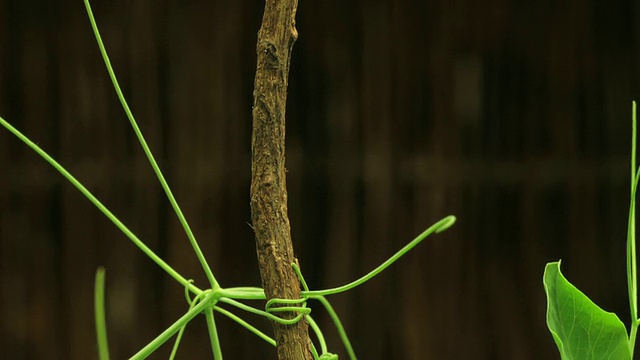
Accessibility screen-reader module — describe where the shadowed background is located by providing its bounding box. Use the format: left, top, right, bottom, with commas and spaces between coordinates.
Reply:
1, 0, 639, 358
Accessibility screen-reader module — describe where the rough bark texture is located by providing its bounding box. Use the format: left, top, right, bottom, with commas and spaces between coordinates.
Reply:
250, 0, 312, 359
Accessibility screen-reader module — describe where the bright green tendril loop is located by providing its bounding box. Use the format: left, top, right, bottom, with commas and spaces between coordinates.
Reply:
219, 297, 306, 325
184, 279, 196, 305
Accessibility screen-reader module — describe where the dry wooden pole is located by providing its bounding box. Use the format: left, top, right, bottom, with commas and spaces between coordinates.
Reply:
250, 0, 313, 359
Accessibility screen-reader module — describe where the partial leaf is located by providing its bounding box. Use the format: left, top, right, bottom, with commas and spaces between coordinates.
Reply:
544, 261, 631, 360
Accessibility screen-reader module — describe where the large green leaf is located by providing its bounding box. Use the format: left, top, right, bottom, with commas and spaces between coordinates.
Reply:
544, 261, 631, 360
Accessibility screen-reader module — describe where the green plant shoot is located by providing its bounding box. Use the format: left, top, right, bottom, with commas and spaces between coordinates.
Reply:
0, 0, 456, 358
543, 101, 640, 359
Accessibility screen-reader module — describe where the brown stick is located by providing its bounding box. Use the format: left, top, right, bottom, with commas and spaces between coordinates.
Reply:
250, 0, 312, 359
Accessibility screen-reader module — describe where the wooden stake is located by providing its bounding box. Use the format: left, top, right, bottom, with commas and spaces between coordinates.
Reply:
250, 0, 312, 359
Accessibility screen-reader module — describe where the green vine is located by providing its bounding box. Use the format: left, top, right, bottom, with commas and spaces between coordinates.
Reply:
0, 1, 456, 358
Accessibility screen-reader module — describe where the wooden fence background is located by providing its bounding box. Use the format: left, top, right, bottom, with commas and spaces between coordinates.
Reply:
1, 0, 639, 358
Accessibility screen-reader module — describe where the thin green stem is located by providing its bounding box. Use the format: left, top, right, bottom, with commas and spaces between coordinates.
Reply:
94, 267, 110, 360
630, 101, 639, 356
218, 287, 267, 300
314, 296, 355, 360
130, 291, 217, 359
630, 172, 640, 355
310, 344, 321, 360
82, 0, 218, 290
632, 320, 639, 356
303, 215, 456, 296
205, 309, 223, 360
168, 323, 187, 360
214, 306, 276, 346
290, 262, 353, 359
306, 315, 328, 355
0, 116, 201, 295
169, 292, 200, 360
633, 101, 638, 321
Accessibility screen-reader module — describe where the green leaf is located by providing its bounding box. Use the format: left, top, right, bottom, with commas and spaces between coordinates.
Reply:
544, 261, 631, 360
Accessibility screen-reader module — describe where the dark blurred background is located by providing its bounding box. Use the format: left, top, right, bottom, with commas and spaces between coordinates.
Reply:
1, 0, 639, 359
